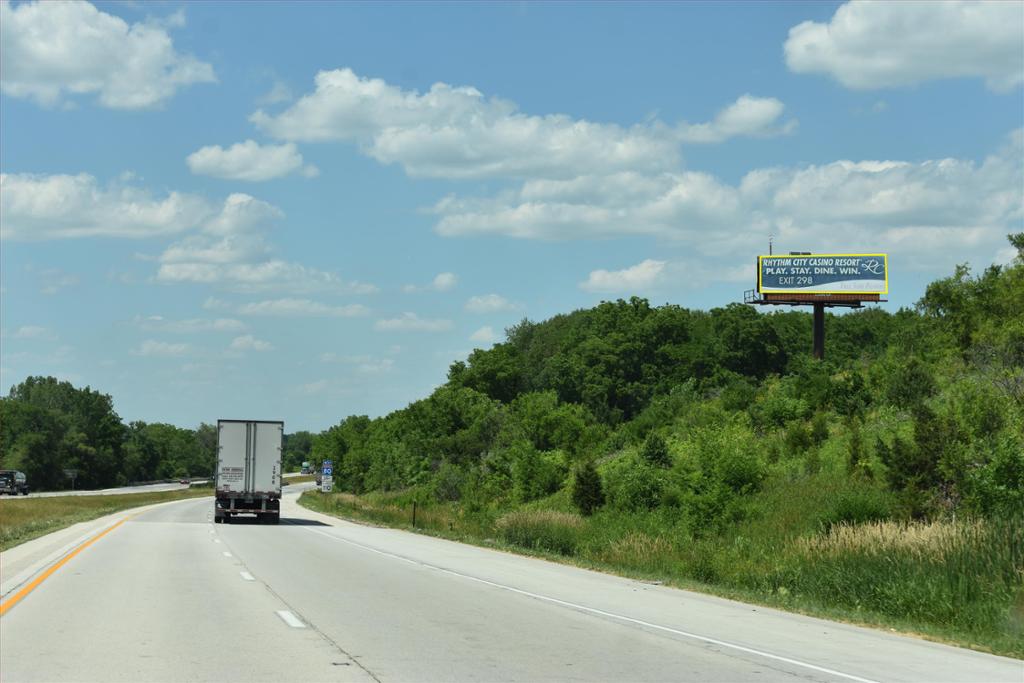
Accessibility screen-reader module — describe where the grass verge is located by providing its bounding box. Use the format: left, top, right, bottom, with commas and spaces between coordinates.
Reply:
298, 489, 1024, 659
0, 489, 212, 552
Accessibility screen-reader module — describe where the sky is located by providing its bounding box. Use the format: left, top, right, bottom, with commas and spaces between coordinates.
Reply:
1, 0, 1022, 432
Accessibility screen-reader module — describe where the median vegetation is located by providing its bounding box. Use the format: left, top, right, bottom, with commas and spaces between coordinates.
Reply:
0, 488, 212, 552
300, 235, 1024, 658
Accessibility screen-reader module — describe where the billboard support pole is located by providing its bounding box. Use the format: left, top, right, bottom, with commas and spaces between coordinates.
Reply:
745, 252, 888, 362
812, 303, 825, 360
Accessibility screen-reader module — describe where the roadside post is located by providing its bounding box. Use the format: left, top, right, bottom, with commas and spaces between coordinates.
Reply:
63, 468, 78, 491
321, 460, 333, 494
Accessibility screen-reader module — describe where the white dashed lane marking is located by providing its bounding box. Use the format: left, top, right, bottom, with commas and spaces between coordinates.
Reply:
276, 610, 305, 628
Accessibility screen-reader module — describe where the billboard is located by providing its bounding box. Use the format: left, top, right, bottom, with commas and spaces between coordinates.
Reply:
758, 254, 888, 295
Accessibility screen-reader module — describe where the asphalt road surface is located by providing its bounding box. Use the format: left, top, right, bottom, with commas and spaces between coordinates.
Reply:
1, 485, 1020, 683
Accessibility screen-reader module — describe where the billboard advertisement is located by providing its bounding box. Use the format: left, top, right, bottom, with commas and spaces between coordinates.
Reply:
758, 254, 888, 294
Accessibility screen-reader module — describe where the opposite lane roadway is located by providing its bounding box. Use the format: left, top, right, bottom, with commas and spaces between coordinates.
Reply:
0, 484, 1020, 682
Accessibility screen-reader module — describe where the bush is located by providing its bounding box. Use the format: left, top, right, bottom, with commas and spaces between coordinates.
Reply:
784, 421, 812, 454
495, 510, 584, 556
510, 442, 567, 503
641, 433, 671, 467
571, 460, 605, 516
819, 488, 892, 530
604, 455, 667, 512
432, 462, 465, 502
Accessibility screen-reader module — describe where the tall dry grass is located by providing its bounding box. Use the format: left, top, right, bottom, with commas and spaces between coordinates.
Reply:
495, 509, 585, 556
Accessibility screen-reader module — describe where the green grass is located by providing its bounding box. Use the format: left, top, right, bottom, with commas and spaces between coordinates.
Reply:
298, 486, 1024, 659
0, 489, 212, 552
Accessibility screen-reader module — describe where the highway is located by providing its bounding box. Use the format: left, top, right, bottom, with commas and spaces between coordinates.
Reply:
4, 473, 300, 499
5, 480, 207, 499
1, 484, 1020, 683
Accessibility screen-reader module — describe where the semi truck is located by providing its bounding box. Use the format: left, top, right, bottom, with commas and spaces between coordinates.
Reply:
0, 470, 29, 495
214, 420, 283, 524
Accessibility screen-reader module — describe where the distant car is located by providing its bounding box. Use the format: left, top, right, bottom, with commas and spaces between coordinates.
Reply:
179, 478, 191, 485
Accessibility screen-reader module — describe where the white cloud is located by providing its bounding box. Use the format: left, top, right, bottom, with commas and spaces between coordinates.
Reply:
237, 298, 369, 317
432, 129, 1024, 264
134, 340, 189, 357
355, 358, 394, 374
158, 259, 372, 295
404, 271, 458, 293
135, 316, 245, 333
252, 68, 679, 180
148, 193, 376, 294
470, 326, 497, 344
464, 294, 521, 314
3, 325, 56, 340
374, 313, 453, 332
433, 272, 458, 291
202, 297, 230, 310
0, 0, 215, 109
785, 1, 1024, 92
257, 80, 292, 105
229, 334, 274, 352
0, 173, 211, 240
38, 268, 80, 294
1, 179, 281, 242
677, 95, 797, 144
434, 170, 743, 241
580, 260, 668, 293
299, 379, 328, 395
186, 140, 317, 182
203, 193, 285, 236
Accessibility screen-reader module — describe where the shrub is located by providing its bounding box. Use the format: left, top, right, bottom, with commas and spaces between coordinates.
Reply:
604, 457, 666, 512
819, 488, 892, 530
510, 442, 567, 503
432, 462, 465, 502
784, 421, 812, 454
641, 433, 671, 467
495, 510, 584, 556
571, 460, 605, 516
810, 412, 830, 445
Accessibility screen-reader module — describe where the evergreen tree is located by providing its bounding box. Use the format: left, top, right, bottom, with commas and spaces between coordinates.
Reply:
571, 460, 605, 516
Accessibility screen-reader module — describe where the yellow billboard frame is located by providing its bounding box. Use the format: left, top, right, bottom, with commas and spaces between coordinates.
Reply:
757, 253, 889, 295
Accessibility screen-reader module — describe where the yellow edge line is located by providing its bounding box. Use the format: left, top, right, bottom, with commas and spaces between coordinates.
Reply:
0, 516, 131, 617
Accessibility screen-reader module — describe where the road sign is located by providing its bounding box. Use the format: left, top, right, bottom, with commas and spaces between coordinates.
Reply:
322, 467, 333, 476
321, 475, 333, 493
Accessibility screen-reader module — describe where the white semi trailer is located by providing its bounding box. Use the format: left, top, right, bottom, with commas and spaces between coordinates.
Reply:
214, 420, 283, 524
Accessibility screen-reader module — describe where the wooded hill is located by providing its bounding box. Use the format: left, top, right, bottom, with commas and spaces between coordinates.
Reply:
313, 235, 1023, 522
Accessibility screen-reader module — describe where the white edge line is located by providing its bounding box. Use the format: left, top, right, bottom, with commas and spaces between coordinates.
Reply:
276, 610, 306, 628
239, 571, 255, 581
300, 525, 880, 683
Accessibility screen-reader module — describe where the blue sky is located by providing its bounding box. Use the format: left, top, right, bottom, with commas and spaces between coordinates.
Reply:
2, 0, 1022, 431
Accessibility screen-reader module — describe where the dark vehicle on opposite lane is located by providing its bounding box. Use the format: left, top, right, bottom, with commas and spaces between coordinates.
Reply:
0, 470, 30, 495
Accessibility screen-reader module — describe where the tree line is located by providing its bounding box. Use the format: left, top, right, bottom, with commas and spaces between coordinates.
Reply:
3, 234, 1020, 509
0, 378, 315, 491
